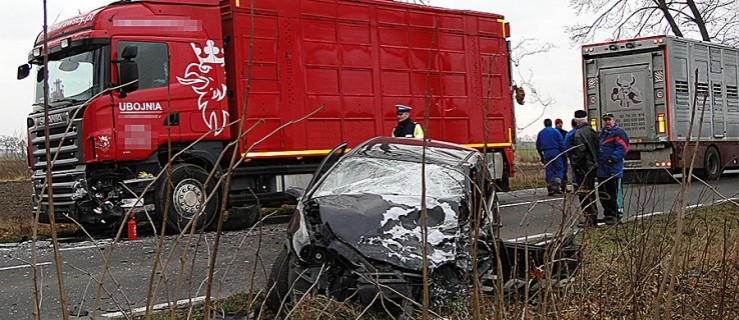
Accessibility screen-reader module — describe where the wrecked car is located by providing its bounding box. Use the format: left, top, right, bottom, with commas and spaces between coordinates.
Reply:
266, 137, 578, 316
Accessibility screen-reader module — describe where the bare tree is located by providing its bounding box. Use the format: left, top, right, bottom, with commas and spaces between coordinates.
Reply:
568, 0, 739, 45
509, 39, 557, 131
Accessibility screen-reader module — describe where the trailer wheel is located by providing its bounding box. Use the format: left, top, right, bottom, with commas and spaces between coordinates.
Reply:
158, 164, 220, 232
702, 147, 721, 181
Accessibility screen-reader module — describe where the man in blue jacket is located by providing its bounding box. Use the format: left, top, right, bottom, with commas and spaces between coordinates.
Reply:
536, 119, 565, 196
597, 113, 630, 225
555, 118, 569, 193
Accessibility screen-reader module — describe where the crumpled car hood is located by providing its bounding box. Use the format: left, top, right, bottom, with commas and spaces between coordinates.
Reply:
315, 194, 463, 271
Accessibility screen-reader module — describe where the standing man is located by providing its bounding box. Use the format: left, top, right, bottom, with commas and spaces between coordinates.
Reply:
570, 111, 600, 227
597, 112, 629, 225
536, 119, 565, 196
392, 105, 424, 138
555, 118, 569, 193
564, 118, 579, 188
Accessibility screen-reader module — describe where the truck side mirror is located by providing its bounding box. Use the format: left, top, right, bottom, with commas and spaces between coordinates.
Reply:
36, 66, 45, 83
121, 45, 138, 60
17, 64, 31, 80
117, 45, 139, 96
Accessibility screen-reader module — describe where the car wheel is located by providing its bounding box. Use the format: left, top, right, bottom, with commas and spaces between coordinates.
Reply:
157, 164, 220, 232
265, 246, 292, 313
702, 147, 721, 181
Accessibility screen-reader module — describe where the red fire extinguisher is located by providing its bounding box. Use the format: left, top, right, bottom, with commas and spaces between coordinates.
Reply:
127, 213, 137, 241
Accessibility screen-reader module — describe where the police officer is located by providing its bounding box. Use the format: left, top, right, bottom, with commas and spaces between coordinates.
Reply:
536, 118, 565, 196
392, 105, 424, 138
597, 112, 629, 225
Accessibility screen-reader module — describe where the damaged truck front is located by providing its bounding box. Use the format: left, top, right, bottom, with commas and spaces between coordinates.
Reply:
266, 137, 579, 317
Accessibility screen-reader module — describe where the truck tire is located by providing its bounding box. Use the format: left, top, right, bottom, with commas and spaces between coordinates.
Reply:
702, 147, 721, 181
265, 246, 292, 313
158, 164, 220, 232
220, 205, 261, 231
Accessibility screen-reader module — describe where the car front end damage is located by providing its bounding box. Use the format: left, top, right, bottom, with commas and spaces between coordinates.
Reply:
285, 192, 499, 310
266, 137, 580, 316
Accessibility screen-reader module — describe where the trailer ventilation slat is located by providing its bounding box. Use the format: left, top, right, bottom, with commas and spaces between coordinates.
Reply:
696, 82, 709, 96
713, 83, 722, 97
675, 80, 690, 95
727, 85, 738, 99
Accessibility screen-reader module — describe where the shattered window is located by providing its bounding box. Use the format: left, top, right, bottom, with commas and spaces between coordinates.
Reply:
313, 157, 466, 199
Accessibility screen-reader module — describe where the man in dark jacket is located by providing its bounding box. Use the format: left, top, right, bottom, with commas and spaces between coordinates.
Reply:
392, 105, 424, 138
564, 118, 578, 187
536, 119, 565, 195
570, 110, 600, 227
597, 113, 630, 225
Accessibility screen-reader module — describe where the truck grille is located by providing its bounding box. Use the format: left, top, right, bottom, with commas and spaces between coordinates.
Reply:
30, 121, 81, 171
30, 112, 84, 217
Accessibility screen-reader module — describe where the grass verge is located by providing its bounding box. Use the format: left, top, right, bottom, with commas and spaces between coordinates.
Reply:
132, 203, 738, 319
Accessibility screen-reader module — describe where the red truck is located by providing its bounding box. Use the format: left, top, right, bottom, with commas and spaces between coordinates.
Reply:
18, 0, 517, 230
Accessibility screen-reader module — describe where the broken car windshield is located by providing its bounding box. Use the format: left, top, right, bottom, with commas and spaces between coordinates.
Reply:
313, 157, 466, 199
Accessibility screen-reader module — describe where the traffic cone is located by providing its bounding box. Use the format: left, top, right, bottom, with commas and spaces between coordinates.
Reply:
127, 213, 137, 241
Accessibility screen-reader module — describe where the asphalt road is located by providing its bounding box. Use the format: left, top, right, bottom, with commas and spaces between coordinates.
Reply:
0, 174, 737, 319
498, 172, 739, 240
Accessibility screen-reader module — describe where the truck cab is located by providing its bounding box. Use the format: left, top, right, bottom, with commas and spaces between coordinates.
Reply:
20, 0, 228, 228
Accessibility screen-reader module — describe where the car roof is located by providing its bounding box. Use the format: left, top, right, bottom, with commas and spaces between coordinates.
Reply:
347, 137, 482, 167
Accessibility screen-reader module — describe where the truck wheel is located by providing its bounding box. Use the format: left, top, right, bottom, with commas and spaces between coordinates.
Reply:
158, 164, 220, 232
702, 147, 721, 181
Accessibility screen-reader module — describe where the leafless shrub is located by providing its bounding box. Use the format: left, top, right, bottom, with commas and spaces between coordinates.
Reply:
0, 133, 30, 181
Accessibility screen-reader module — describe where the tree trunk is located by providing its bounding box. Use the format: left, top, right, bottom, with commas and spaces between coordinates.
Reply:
686, 0, 711, 41
655, 0, 684, 37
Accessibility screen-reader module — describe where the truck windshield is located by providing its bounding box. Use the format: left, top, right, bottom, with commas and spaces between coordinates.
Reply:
33, 48, 103, 109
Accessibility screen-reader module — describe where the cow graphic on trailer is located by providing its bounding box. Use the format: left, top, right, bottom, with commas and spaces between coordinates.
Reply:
610, 74, 643, 108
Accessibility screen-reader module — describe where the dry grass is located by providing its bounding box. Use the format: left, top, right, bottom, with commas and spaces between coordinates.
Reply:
502, 203, 739, 319
0, 157, 30, 182
136, 203, 738, 319
514, 148, 541, 165
511, 148, 546, 190
510, 164, 546, 191
0, 216, 77, 242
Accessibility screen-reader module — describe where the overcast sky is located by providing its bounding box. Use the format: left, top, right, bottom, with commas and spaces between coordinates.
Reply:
1, 0, 584, 139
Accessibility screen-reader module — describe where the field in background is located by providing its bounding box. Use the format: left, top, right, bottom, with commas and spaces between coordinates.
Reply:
0, 158, 29, 182
510, 147, 547, 190
0, 158, 37, 242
